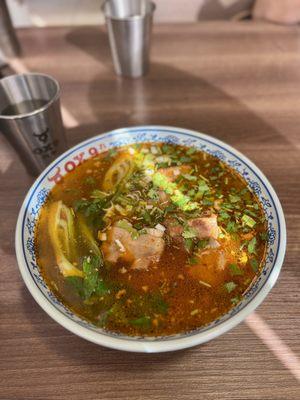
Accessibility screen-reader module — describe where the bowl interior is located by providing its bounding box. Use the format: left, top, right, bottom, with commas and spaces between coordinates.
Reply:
16, 126, 285, 350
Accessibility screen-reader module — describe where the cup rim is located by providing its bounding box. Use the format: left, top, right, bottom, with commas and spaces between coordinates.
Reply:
102, 0, 156, 21
0, 72, 61, 120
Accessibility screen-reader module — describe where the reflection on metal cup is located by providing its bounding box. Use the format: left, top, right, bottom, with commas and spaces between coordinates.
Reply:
103, 0, 156, 78
0, 73, 67, 176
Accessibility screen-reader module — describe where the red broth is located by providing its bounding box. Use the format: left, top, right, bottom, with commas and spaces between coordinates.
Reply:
35, 143, 267, 336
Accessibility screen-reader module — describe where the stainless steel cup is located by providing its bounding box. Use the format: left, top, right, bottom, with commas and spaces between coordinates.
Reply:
0, 73, 67, 176
103, 0, 156, 78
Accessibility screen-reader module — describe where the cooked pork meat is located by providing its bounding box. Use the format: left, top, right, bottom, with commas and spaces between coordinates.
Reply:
102, 224, 165, 270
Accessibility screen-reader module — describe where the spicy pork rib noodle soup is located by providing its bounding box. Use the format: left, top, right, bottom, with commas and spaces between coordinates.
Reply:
35, 143, 267, 336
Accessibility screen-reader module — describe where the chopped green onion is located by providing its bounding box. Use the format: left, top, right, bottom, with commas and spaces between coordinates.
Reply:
242, 214, 256, 228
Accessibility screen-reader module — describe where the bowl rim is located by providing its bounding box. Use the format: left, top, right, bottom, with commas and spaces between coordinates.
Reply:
15, 125, 286, 353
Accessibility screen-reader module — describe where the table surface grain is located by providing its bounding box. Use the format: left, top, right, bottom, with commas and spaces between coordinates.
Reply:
0, 21, 299, 400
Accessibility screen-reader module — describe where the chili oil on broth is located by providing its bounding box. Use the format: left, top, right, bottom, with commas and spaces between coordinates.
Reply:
35, 142, 267, 337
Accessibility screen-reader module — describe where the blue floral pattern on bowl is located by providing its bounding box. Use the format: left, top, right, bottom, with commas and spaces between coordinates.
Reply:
18, 126, 284, 342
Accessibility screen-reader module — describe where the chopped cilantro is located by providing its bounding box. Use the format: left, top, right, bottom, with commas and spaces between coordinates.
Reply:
116, 219, 139, 239
84, 176, 96, 185
150, 294, 169, 314
231, 296, 240, 305
186, 147, 197, 155
104, 148, 118, 160
182, 226, 198, 239
229, 194, 241, 203
184, 238, 194, 252
226, 221, 238, 233
66, 255, 109, 301
219, 211, 231, 221
188, 256, 198, 265
250, 258, 259, 272
260, 231, 268, 241
248, 237, 257, 254
130, 316, 151, 329
229, 263, 244, 276
197, 180, 210, 196
202, 199, 213, 206
65, 276, 84, 298
142, 210, 151, 224
162, 144, 171, 154
224, 281, 237, 293
148, 188, 159, 200
196, 238, 209, 249
179, 156, 192, 163
182, 173, 197, 181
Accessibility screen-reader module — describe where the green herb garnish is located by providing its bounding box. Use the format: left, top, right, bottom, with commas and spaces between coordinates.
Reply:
247, 237, 257, 254
182, 226, 198, 239
197, 180, 210, 197
260, 232, 268, 241
116, 219, 139, 239
229, 263, 244, 276
196, 238, 210, 249
226, 221, 238, 233
219, 211, 231, 221
184, 238, 194, 252
231, 296, 240, 305
130, 316, 152, 329
224, 281, 237, 293
84, 176, 96, 185
242, 214, 256, 228
188, 256, 198, 265
229, 194, 241, 203
66, 255, 109, 301
152, 172, 198, 211
250, 258, 259, 272
182, 173, 197, 181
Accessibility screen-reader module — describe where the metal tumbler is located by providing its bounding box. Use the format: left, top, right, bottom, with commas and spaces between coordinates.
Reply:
103, 0, 156, 78
0, 73, 67, 176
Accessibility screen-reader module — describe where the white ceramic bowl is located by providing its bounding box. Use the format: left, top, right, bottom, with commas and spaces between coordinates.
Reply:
15, 126, 286, 352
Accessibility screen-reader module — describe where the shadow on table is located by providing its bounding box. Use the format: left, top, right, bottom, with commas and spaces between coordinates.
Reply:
66, 27, 289, 149
66, 26, 111, 63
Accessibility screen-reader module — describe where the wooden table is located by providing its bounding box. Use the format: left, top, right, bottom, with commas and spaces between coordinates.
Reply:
0, 22, 299, 399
